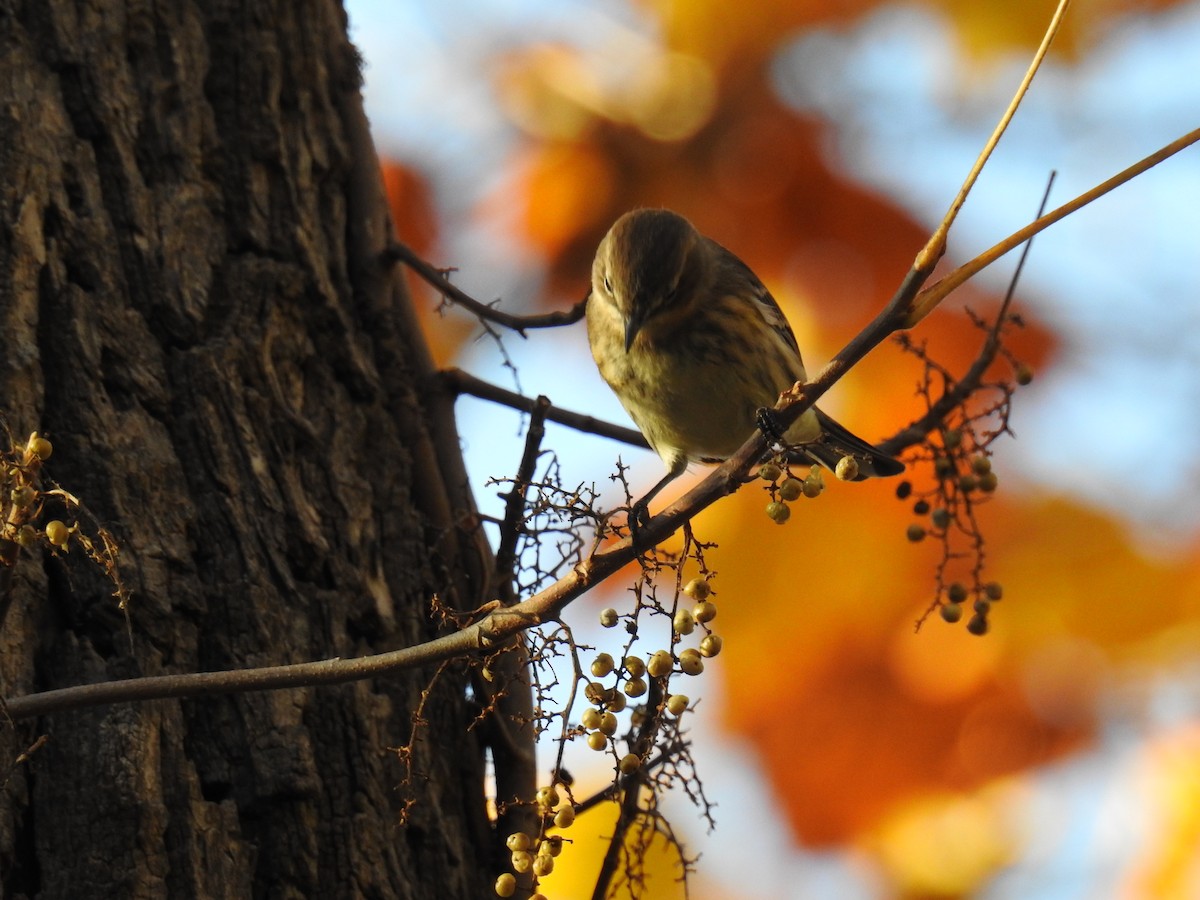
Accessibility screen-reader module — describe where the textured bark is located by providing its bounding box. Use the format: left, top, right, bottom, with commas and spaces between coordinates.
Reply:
0, 1, 497, 896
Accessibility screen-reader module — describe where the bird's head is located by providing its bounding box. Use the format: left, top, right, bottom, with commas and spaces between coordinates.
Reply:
592, 209, 710, 351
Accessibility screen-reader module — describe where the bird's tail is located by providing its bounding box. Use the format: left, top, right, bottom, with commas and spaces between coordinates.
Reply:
788, 408, 905, 480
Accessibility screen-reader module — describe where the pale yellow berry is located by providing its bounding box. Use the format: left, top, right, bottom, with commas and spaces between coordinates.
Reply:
801, 479, 822, 498
590, 653, 614, 678
554, 805, 576, 828
600, 607, 619, 627
666, 694, 689, 716
584, 681, 606, 704
682, 577, 711, 600
30, 436, 53, 460
45, 520, 69, 548
598, 712, 618, 736
647, 649, 673, 678
606, 691, 627, 713
541, 835, 564, 857
580, 707, 601, 730
624, 677, 647, 698
586, 731, 608, 751
765, 500, 790, 524
699, 634, 723, 658
536, 785, 560, 809
758, 462, 782, 482
835, 456, 860, 481
679, 649, 704, 676
495, 873, 517, 897
511, 850, 533, 873
619, 754, 640, 775
506, 832, 532, 852
532, 855, 554, 877
778, 477, 804, 501
623, 655, 645, 678
692, 600, 717, 623
673, 609, 695, 636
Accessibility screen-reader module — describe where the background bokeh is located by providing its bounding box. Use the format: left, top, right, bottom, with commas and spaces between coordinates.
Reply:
349, 1, 1200, 896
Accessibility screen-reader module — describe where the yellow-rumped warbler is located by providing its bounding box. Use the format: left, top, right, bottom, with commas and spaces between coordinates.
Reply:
587, 208, 903, 511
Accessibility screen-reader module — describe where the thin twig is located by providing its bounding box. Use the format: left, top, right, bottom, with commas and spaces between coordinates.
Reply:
384, 241, 588, 335
907, 126, 1200, 325
882, 171, 1057, 455
914, 0, 1071, 273
495, 396, 551, 586
438, 368, 649, 451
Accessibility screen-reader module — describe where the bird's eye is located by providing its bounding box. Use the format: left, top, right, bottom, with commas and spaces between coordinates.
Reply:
603, 274, 613, 294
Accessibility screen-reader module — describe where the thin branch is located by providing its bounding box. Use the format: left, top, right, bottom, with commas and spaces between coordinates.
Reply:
495, 396, 551, 584
915, 0, 1071, 272
438, 368, 650, 450
384, 241, 588, 335
882, 171, 1056, 455
907, 126, 1200, 326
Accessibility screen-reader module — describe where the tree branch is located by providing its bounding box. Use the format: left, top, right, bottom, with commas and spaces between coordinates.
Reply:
437, 368, 649, 451
384, 241, 588, 335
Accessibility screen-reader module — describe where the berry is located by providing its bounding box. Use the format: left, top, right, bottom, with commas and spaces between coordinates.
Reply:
682, 578, 711, 600
906, 524, 926, 542
45, 520, 69, 548
495, 873, 517, 897
758, 462, 782, 482
699, 634, 723, 658
835, 456, 859, 481
673, 609, 695, 635
940, 603, 963, 624
647, 650, 673, 678
778, 478, 804, 501
679, 649, 704, 676
590, 653, 614, 678
765, 500, 791, 523
506, 832, 532, 852
600, 607, 619, 627
692, 600, 717, 623
666, 694, 689, 716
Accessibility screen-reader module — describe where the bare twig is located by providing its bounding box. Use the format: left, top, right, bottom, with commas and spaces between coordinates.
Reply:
883, 172, 1057, 456
384, 241, 588, 335
438, 368, 649, 450
915, 0, 1072, 274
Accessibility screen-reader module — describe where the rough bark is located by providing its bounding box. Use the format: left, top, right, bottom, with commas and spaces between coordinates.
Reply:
0, 1, 498, 896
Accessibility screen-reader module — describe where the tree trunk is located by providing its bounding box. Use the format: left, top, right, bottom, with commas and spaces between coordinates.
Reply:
0, 2, 498, 896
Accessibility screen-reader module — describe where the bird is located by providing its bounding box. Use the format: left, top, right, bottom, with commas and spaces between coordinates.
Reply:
586, 208, 903, 516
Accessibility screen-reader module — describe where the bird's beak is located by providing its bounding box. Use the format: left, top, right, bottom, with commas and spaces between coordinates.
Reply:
624, 304, 646, 353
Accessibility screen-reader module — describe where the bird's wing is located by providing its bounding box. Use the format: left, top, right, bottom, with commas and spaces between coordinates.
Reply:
709, 239, 803, 360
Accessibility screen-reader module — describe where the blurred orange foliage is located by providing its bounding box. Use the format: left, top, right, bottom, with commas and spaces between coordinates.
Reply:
380, 0, 1198, 890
